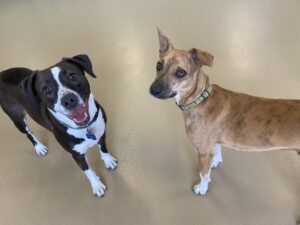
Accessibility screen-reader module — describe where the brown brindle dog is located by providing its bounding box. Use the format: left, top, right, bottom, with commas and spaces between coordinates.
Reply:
150, 29, 299, 195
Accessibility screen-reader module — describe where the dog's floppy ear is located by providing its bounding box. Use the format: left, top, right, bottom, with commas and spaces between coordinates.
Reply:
63, 54, 96, 78
157, 28, 173, 54
18, 71, 40, 106
189, 48, 214, 67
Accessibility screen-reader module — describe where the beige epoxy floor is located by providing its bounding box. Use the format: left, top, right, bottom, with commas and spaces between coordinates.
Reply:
0, 0, 299, 224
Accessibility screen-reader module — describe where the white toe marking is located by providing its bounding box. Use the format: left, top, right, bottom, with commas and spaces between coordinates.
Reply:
211, 144, 223, 169
193, 170, 211, 196
84, 169, 106, 197
34, 143, 48, 156
99, 150, 118, 170
24, 119, 48, 156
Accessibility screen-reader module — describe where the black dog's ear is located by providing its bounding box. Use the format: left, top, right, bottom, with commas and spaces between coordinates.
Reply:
18, 71, 40, 106
63, 54, 96, 78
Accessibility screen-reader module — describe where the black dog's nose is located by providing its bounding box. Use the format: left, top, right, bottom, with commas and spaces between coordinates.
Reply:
150, 84, 163, 96
61, 93, 79, 110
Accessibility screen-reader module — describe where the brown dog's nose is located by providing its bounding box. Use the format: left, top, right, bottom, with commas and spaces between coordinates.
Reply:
150, 84, 163, 96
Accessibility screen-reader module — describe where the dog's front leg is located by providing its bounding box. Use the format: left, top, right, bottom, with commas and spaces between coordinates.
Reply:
193, 151, 213, 196
72, 152, 106, 197
98, 132, 118, 170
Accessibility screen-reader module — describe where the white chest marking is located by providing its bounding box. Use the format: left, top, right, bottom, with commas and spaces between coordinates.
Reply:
175, 93, 181, 104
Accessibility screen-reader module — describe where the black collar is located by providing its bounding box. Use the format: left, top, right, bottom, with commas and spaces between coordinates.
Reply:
88, 106, 99, 127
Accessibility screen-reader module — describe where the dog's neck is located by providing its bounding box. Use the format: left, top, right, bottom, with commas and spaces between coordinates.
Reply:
176, 69, 210, 107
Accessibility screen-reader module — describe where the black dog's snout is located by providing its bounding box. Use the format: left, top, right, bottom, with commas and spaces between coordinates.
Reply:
150, 84, 163, 96
61, 93, 79, 110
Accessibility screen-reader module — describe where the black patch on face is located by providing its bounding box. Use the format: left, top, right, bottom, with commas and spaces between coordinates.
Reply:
35, 70, 58, 110
57, 63, 91, 101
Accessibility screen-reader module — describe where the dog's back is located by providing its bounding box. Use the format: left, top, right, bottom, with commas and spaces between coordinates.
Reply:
0, 68, 34, 132
0, 68, 33, 99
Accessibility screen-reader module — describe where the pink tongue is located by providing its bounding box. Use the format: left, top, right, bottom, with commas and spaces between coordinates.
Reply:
71, 106, 87, 122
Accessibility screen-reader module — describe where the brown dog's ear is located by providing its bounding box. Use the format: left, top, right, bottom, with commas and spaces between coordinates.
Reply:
18, 71, 40, 106
157, 28, 173, 54
189, 48, 214, 67
63, 54, 96, 78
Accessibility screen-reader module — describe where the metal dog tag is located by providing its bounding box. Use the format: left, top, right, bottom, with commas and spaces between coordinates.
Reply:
86, 132, 96, 140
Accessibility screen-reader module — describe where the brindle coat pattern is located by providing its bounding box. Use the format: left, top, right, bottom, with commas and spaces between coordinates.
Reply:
150, 29, 299, 195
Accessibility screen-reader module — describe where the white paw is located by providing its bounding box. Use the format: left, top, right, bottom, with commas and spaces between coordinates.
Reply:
91, 179, 107, 197
211, 156, 222, 169
193, 180, 210, 195
211, 144, 222, 169
34, 143, 48, 156
84, 169, 107, 197
193, 172, 211, 196
100, 152, 118, 170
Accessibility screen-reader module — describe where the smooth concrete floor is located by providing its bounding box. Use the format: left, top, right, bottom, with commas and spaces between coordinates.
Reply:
0, 0, 299, 224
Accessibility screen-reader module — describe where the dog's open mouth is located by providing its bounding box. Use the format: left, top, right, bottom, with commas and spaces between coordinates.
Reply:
67, 102, 90, 126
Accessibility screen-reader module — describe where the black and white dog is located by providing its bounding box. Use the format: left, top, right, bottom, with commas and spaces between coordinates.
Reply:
0, 55, 117, 197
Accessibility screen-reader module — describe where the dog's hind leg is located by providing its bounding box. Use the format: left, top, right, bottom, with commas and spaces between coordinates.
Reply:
0, 100, 48, 156
211, 144, 223, 169
22, 118, 48, 156
193, 151, 213, 195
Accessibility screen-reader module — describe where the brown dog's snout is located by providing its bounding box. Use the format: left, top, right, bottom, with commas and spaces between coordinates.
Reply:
150, 83, 163, 97
150, 82, 176, 99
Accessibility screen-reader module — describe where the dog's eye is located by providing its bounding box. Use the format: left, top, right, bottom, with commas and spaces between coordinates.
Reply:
156, 61, 163, 71
67, 73, 78, 81
175, 69, 187, 78
42, 86, 52, 94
